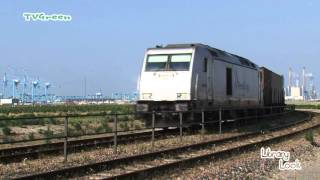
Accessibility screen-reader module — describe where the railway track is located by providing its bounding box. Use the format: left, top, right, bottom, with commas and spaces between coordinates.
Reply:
0, 129, 179, 163
11, 111, 318, 180
0, 110, 291, 163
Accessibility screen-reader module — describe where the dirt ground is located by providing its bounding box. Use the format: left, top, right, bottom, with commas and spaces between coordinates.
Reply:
154, 111, 320, 180
271, 146, 320, 180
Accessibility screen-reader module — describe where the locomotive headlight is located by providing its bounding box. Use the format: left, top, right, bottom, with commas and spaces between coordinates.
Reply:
177, 93, 188, 100
142, 93, 152, 100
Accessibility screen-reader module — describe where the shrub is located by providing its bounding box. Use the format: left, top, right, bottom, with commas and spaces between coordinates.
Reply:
38, 119, 46, 126
305, 131, 314, 143
124, 116, 130, 121
95, 126, 105, 133
28, 132, 35, 140
101, 120, 112, 133
44, 126, 54, 137
120, 122, 129, 131
129, 119, 134, 128
38, 129, 45, 134
48, 118, 58, 125
68, 127, 81, 136
44, 126, 54, 144
199, 128, 208, 135
84, 122, 91, 130
73, 121, 85, 134
134, 124, 142, 130
2, 126, 12, 135
2, 136, 13, 143
22, 119, 44, 126
0, 104, 134, 114
0, 121, 7, 128
259, 121, 271, 131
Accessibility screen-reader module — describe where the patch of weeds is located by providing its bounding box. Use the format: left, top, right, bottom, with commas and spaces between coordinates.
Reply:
48, 118, 58, 125
2, 136, 13, 143
38, 129, 45, 134
95, 126, 105, 133
129, 119, 134, 128
0, 121, 8, 128
198, 128, 208, 135
134, 124, 142, 130
28, 132, 35, 140
202, 128, 217, 134
72, 121, 85, 135
101, 120, 112, 133
38, 119, 46, 126
83, 122, 91, 134
120, 122, 129, 131
259, 121, 271, 131
121, 115, 129, 122
44, 126, 54, 144
305, 131, 314, 144
68, 127, 81, 136
2, 126, 12, 135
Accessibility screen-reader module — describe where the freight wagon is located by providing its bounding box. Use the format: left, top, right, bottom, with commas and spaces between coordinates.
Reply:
260, 67, 285, 106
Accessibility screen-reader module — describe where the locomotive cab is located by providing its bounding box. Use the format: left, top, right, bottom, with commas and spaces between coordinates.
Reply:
137, 45, 195, 114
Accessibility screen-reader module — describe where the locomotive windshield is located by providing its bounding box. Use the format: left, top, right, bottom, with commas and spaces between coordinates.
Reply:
145, 54, 191, 71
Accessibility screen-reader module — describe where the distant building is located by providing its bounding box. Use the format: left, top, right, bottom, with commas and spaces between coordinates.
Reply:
285, 67, 317, 101
285, 87, 303, 101
0, 98, 19, 105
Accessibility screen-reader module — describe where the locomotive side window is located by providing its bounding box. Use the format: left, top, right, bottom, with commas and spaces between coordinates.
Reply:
226, 68, 232, 95
145, 55, 168, 71
169, 54, 191, 71
203, 58, 207, 72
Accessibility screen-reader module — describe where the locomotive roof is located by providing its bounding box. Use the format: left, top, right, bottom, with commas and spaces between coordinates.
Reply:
148, 43, 258, 69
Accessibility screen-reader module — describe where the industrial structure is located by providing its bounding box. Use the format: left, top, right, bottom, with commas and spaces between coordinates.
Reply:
285, 67, 317, 101
0, 70, 138, 105
0, 72, 54, 105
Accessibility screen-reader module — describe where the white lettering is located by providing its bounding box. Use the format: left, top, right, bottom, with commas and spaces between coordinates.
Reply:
23, 12, 72, 22
261, 147, 302, 171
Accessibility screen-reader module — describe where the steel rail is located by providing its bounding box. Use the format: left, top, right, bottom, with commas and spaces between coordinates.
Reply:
11, 111, 312, 180
0, 129, 178, 163
1, 109, 291, 163
103, 113, 316, 180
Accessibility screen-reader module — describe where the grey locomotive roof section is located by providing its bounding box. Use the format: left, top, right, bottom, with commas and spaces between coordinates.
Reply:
148, 43, 258, 69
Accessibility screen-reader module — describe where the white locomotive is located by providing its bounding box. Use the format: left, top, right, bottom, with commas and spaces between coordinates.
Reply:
136, 43, 284, 127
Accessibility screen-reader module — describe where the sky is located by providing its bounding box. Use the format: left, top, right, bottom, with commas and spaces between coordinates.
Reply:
0, 0, 319, 96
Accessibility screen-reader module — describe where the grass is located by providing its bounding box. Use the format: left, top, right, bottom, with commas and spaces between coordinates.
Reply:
0, 118, 65, 128
0, 104, 144, 144
119, 122, 130, 131
305, 130, 315, 144
134, 124, 142, 130
72, 121, 85, 134
286, 100, 320, 109
44, 126, 54, 144
0, 104, 134, 114
100, 119, 112, 132
2, 126, 12, 135
258, 121, 271, 131
28, 132, 35, 140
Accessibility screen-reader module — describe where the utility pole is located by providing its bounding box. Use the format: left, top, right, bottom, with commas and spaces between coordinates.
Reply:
3, 73, 7, 98
84, 77, 87, 101
302, 67, 306, 100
